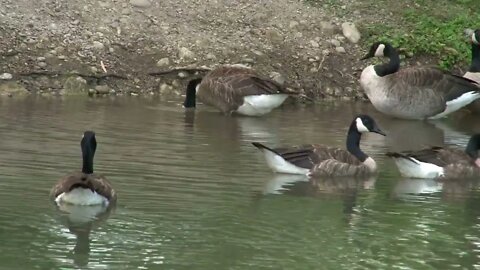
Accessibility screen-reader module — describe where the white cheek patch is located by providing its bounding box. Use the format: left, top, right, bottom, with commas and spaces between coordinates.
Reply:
374, 44, 385, 57
473, 33, 479, 45
356, 118, 369, 133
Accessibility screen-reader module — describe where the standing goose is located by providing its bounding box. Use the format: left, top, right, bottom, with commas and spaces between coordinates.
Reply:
252, 115, 386, 177
50, 131, 116, 206
386, 134, 480, 179
183, 65, 294, 116
465, 29, 480, 113
360, 42, 480, 120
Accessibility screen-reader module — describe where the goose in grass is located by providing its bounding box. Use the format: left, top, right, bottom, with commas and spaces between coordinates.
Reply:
386, 134, 480, 179
360, 42, 480, 120
50, 131, 116, 206
252, 115, 386, 177
465, 29, 480, 113
183, 65, 297, 116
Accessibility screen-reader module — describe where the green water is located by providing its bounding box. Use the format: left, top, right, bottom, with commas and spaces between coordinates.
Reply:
0, 97, 479, 269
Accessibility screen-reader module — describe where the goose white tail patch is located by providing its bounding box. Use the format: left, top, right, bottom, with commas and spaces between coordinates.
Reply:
55, 188, 108, 206
355, 117, 369, 133
473, 33, 479, 45
260, 148, 309, 175
392, 157, 444, 178
430, 91, 480, 119
374, 44, 386, 57
236, 94, 288, 116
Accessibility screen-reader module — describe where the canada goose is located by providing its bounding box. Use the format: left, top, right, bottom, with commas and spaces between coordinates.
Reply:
360, 42, 480, 120
50, 131, 116, 205
183, 65, 294, 116
252, 115, 386, 177
465, 29, 480, 113
386, 134, 480, 179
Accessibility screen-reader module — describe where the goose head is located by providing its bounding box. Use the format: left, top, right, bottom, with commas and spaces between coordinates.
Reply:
184, 78, 203, 108
472, 29, 480, 45
354, 115, 386, 136
465, 134, 480, 167
81, 131, 97, 175
361, 42, 395, 60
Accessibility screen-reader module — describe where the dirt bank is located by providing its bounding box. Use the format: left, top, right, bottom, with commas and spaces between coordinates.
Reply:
0, 0, 448, 100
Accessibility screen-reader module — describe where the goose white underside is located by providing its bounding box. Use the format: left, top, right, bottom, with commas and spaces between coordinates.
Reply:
55, 188, 108, 206
260, 148, 309, 175
392, 157, 444, 179
58, 203, 109, 224
236, 94, 288, 116
429, 91, 480, 119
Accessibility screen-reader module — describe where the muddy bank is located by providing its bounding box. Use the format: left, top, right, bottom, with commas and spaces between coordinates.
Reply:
0, 0, 441, 100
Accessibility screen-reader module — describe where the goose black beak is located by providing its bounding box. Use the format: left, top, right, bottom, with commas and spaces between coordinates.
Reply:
372, 127, 386, 136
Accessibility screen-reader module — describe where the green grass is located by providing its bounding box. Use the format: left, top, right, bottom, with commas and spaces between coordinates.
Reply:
362, 0, 480, 69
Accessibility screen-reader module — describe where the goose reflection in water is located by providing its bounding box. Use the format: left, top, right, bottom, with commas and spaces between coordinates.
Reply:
53, 202, 115, 267
393, 177, 480, 203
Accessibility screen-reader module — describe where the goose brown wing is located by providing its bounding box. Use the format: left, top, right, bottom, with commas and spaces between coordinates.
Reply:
391, 146, 469, 167
271, 144, 322, 169
50, 172, 116, 202
392, 67, 480, 102
89, 174, 116, 202
271, 144, 361, 169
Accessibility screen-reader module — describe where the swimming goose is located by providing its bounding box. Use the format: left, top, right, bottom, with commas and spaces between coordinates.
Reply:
252, 115, 386, 177
465, 29, 480, 113
50, 131, 116, 206
386, 134, 480, 179
360, 42, 480, 120
183, 65, 294, 116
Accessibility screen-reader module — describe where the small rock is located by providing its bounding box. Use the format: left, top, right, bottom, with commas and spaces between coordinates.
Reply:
0, 73, 13, 80
289, 20, 299, 28
335, 46, 346, 53
265, 28, 283, 43
328, 39, 341, 47
270, 72, 286, 85
37, 56, 46, 62
341, 22, 361, 44
38, 62, 47, 68
294, 32, 303, 39
122, 8, 131, 15
129, 0, 151, 8
310, 40, 320, 48
90, 66, 98, 73
171, 79, 181, 88
156, 57, 170, 67
242, 58, 255, 64
58, 55, 66, 60
92, 41, 105, 50
178, 47, 195, 60
159, 83, 173, 95
72, 20, 80, 25
206, 53, 216, 60
95, 85, 110, 94
62, 76, 88, 95
320, 21, 337, 35
178, 72, 188, 78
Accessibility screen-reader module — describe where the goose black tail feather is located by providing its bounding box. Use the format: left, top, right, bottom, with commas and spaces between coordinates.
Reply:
252, 142, 280, 155
385, 152, 420, 164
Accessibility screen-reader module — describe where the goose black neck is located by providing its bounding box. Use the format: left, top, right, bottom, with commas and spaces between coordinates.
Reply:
346, 123, 368, 162
82, 142, 95, 174
469, 44, 480, 72
465, 135, 480, 160
374, 45, 400, 77
184, 78, 201, 108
